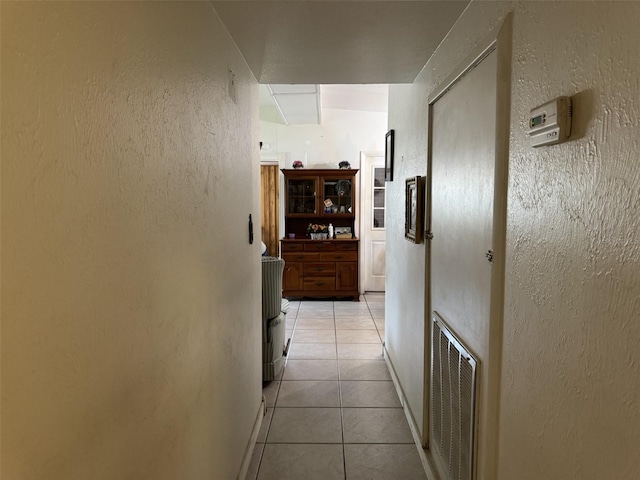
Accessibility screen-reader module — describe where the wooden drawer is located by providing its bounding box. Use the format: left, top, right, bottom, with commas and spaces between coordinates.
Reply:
304, 262, 336, 276
319, 251, 358, 262
304, 276, 336, 291
335, 242, 358, 251
304, 242, 335, 251
282, 242, 304, 252
283, 252, 320, 262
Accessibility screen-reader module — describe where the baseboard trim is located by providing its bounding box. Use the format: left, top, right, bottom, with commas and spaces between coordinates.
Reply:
384, 347, 441, 480
237, 395, 266, 480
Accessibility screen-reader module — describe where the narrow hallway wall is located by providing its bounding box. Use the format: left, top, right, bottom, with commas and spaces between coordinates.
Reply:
1, 3, 261, 479
387, 2, 640, 479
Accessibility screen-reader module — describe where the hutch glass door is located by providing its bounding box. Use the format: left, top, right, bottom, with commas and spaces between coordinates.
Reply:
321, 176, 353, 216
287, 177, 317, 215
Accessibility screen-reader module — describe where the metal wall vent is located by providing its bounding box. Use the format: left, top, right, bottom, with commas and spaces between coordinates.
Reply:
431, 312, 478, 480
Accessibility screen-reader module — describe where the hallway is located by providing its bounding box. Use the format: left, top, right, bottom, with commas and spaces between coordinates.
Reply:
248, 294, 427, 480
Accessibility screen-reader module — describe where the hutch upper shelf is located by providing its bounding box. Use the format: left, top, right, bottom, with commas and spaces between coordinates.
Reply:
282, 168, 358, 219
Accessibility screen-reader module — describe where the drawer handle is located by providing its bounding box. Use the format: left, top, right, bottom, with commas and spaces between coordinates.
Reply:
335, 255, 343, 259
315, 281, 324, 286
296, 255, 304, 260
315, 267, 323, 272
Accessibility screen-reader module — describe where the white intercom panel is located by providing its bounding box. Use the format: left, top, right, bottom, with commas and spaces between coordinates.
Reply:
528, 96, 572, 147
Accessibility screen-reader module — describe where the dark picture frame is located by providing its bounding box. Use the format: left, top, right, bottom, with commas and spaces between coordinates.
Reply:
405, 176, 423, 243
385, 129, 395, 181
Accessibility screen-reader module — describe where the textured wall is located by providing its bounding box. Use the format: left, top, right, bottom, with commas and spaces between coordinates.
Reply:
388, 1, 640, 479
1, 2, 261, 479
501, 2, 640, 479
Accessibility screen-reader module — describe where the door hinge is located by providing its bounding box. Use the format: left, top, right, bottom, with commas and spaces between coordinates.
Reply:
425, 231, 434, 241
485, 250, 494, 262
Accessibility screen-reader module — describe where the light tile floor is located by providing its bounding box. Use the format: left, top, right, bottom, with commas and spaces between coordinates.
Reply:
248, 293, 428, 480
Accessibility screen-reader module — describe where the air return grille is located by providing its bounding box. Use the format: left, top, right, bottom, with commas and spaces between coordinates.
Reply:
431, 312, 478, 480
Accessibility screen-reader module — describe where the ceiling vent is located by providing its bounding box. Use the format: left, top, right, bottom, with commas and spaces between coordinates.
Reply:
266, 84, 321, 125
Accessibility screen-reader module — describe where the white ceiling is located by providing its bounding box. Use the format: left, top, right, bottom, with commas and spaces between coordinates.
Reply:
213, 0, 469, 123
212, 1, 469, 84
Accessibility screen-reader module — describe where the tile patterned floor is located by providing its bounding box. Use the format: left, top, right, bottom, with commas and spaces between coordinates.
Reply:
248, 293, 428, 480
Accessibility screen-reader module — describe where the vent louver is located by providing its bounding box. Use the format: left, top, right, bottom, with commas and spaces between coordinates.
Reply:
431, 313, 478, 480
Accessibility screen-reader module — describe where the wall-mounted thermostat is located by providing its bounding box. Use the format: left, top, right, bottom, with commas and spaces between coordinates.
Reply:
528, 96, 572, 147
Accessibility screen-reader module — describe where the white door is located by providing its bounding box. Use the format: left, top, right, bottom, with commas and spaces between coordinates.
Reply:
360, 152, 386, 292
428, 47, 507, 480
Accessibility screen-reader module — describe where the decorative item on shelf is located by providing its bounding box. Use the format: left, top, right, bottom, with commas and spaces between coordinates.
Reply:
323, 198, 334, 213
292, 160, 304, 169
339, 160, 351, 169
307, 223, 329, 240
335, 180, 351, 196
335, 226, 352, 239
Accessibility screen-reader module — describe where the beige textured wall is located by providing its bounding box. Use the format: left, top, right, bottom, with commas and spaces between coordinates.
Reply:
501, 3, 640, 478
1, 2, 261, 479
388, 1, 640, 478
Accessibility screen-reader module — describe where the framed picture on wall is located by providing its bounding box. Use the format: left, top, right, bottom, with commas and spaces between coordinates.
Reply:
405, 176, 423, 243
385, 129, 394, 181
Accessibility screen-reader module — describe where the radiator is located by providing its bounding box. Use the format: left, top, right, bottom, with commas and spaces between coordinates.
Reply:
431, 312, 478, 480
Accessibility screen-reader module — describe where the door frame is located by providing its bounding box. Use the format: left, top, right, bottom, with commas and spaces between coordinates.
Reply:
423, 14, 512, 480
359, 151, 386, 293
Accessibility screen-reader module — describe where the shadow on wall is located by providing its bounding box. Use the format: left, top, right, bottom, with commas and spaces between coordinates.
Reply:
569, 89, 596, 141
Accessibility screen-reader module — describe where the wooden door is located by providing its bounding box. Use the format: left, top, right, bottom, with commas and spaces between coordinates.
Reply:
260, 165, 279, 256
283, 263, 303, 291
336, 262, 358, 290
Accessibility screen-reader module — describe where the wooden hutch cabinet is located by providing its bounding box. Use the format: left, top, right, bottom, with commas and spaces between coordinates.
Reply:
281, 168, 359, 300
